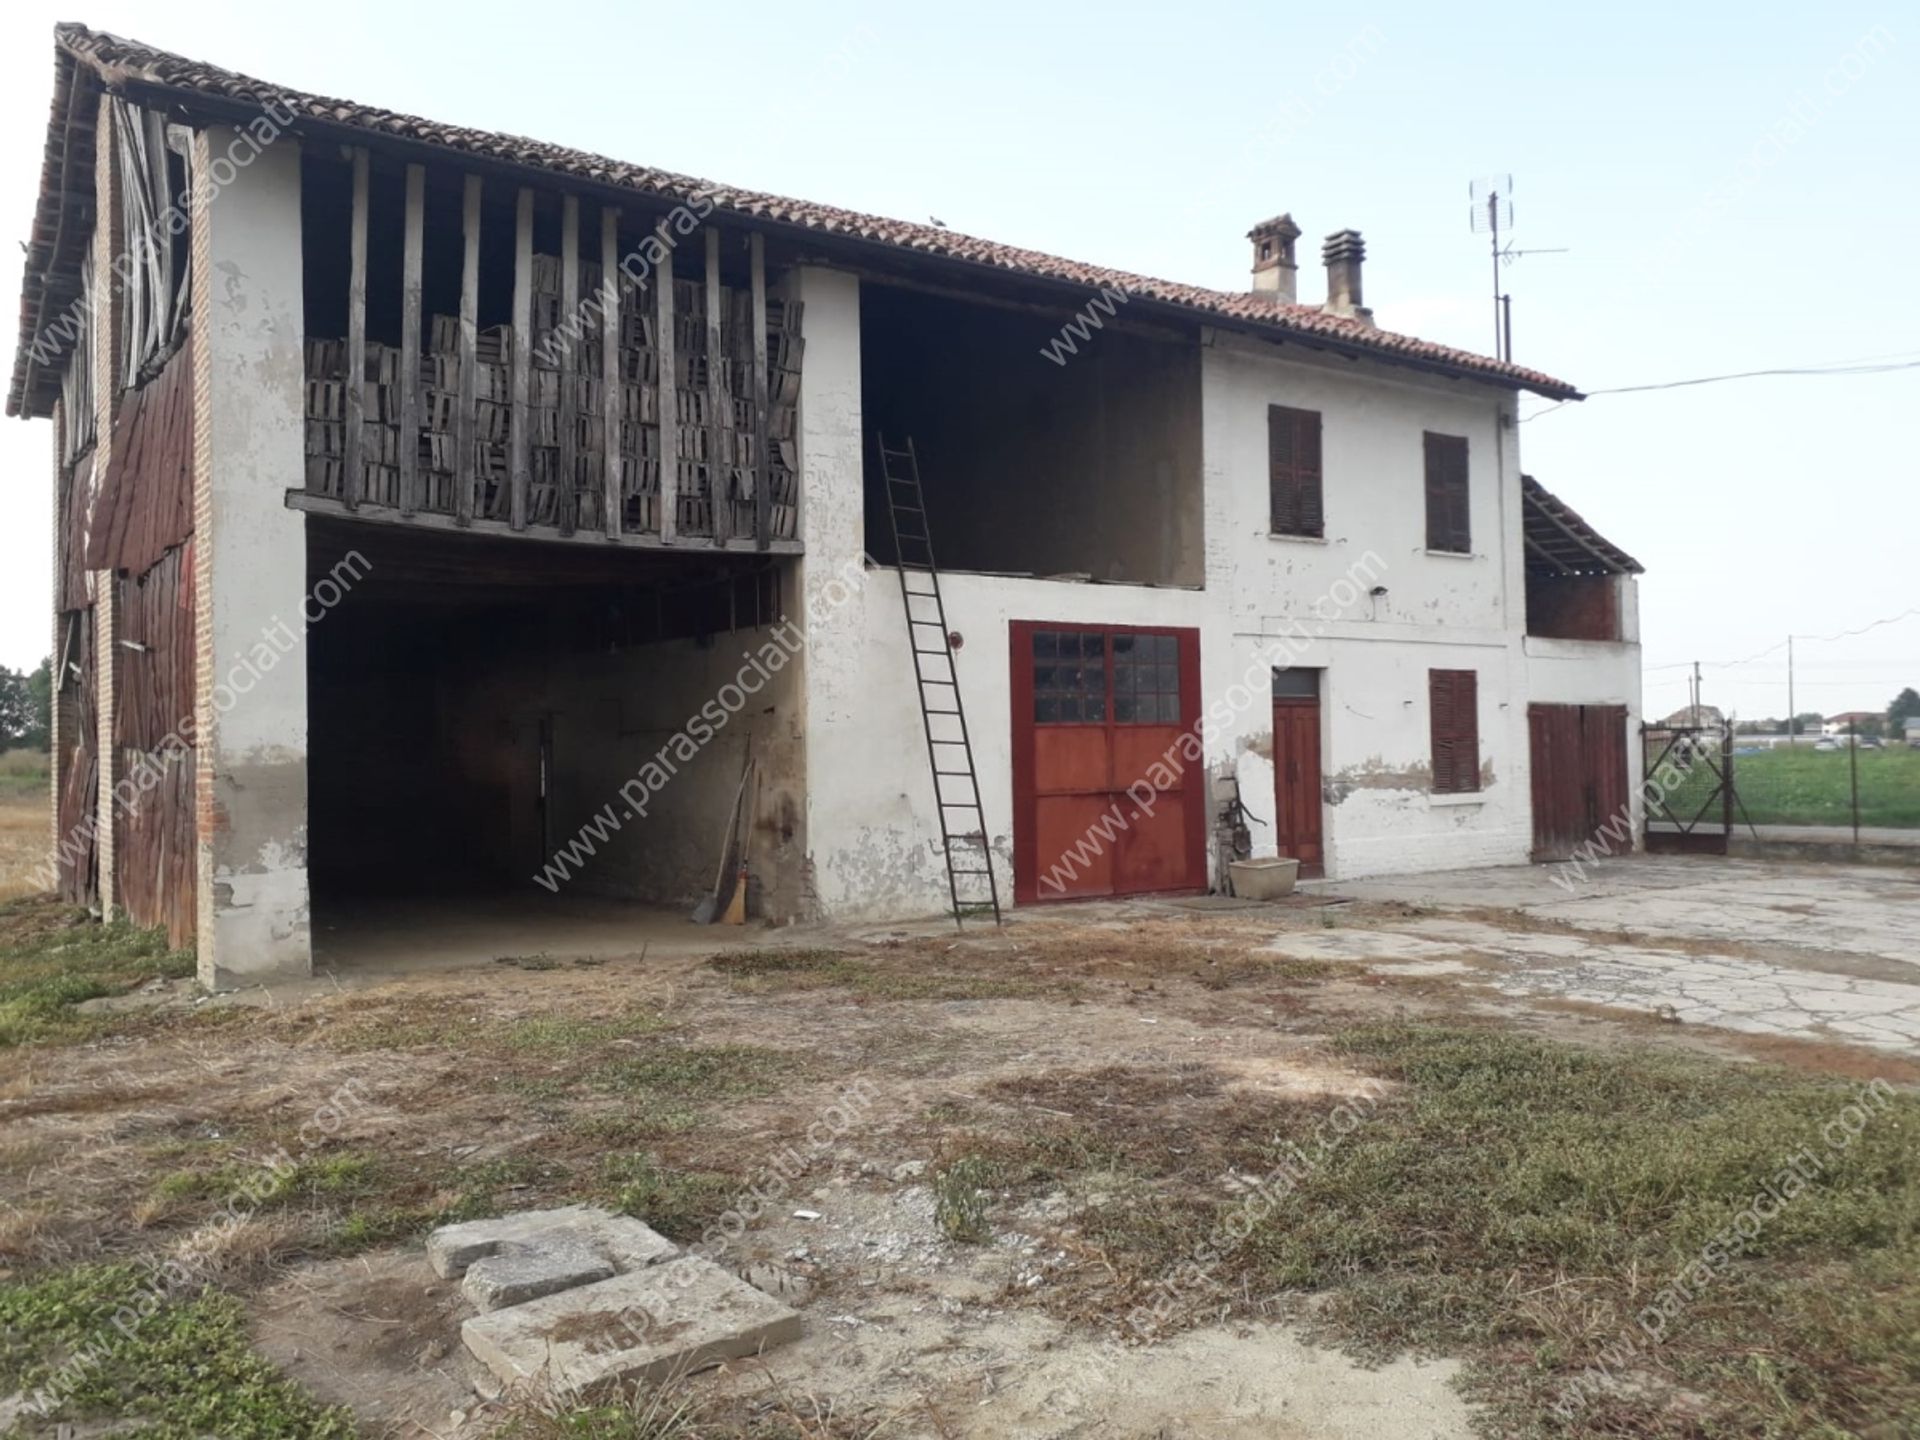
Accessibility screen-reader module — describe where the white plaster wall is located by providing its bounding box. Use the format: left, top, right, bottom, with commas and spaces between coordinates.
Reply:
1200, 332, 1536, 878
791, 267, 885, 913
794, 269, 1643, 910
820, 570, 1214, 919
194, 130, 313, 985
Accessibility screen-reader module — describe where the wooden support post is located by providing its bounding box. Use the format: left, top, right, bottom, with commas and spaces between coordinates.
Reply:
343, 147, 368, 510
705, 227, 727, 543
510, 187, 532, 531
749, 232, 771, 550
655, 221, 677, 543
559, 195, 580, 534
601, 206, 622, 539
399, 163, 424, 517
455, 173, 481, 526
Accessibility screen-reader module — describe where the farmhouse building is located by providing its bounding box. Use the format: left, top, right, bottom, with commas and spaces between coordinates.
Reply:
11, 26, 1644, 986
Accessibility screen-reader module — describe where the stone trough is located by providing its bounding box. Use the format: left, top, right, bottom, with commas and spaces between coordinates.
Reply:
426, 1206, 802, 1395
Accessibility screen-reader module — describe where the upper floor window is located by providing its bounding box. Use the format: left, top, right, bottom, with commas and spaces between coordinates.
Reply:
1428, 667, 1481, 793
1268, 405, 1324, 538
1423, 432, 1470, 553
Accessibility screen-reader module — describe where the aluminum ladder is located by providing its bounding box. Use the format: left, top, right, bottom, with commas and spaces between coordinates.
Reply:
875, 434, 1003, 927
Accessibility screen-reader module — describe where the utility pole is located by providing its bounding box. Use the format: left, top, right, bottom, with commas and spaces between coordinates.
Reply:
1850, 717, 1861, 845
1692, 661, 1702, 727
1786, 635, 1796, 746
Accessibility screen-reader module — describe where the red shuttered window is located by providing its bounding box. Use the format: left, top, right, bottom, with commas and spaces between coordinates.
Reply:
1429, 668, 1481, 793
1423, 431, 1470, 553
1268, 405, 1324, 538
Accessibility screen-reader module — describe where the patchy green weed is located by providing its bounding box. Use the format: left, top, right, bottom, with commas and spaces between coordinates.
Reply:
0, 1263, 354, 1437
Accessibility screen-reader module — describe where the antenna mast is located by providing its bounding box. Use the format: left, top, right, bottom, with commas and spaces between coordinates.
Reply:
1467, 175, 1566, 363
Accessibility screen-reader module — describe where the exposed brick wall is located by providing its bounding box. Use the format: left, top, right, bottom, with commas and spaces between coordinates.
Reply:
189, 127, 217, 950
49, 397, 63, 866
90, 91, 120, 916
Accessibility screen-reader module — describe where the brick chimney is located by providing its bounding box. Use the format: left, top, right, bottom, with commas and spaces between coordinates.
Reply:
1247, 214, 1302, 303
1321, 229, 1374, 325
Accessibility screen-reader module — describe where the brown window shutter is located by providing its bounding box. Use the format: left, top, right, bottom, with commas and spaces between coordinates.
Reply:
1424, 433, 1470, 553
1269, 405, 1324, 538
1297, 409, 1324, 535
1429, 668, 1480, 793
1429, 668, 1455, 790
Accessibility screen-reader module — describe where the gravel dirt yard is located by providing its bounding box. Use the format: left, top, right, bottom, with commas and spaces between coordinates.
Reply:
2, 858, 1916, 1438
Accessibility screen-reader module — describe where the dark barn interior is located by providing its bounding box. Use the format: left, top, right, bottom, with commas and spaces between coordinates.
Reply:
303, 520, 802, 958
857, 280, 1205, 587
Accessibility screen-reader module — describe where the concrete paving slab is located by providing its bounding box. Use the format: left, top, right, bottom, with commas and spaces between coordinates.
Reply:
1310, 857, 1920, 1055
426, 1206, 675, 1279
462, 1238, 615, 1311
461, 1255, 803, 1394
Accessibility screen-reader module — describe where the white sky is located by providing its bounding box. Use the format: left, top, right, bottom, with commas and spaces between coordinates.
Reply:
1, 0, 1915, 723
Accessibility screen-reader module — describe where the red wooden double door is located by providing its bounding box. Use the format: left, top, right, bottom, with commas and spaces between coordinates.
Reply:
1010, 622, 1207, 904
1528, 703, 1630, 861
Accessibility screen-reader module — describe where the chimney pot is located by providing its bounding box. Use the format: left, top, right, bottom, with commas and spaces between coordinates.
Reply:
1321, 228, 1373, 326
1247, 213, 1302, 304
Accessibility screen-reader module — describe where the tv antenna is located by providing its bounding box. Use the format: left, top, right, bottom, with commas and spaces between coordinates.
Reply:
1468, 175, 1567, 362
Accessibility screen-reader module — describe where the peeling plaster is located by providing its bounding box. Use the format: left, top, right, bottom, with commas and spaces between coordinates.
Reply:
214, 258, 248, 312
1324, 756, 1431, 805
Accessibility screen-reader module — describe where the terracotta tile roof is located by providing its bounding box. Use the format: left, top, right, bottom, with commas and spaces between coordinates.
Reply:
10, 22, 1583, 418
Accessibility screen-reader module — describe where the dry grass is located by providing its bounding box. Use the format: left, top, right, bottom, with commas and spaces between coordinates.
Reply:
0, 787, 48, 904
5, 885, 1917, 1438
921, 1029, 1920, 1438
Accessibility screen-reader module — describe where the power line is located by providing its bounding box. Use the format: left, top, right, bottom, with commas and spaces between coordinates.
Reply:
1523, 352, 1920, 422
1646, 607, 1919, 673
1799, 608, 1920, 645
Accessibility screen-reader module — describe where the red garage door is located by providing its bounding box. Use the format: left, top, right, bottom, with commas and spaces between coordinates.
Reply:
1010, 623, 1206, 904
1529, 703, 1630, 861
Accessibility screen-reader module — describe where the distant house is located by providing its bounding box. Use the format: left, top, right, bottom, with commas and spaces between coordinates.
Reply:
1659, 705, 1725, 729
1906, 717, 1920, 747
1822, 712, 1881, 735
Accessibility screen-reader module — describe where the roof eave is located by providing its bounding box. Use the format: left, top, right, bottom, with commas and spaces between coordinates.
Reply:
94, 72, 1589, 403
13, 40, 1583, 416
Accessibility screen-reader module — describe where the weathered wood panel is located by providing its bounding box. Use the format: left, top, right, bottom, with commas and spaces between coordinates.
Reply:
60, 451, 96, 611
115, 543, 195, 751
510, 186, 532, 531
87, 337, 194, 577
114, 742, 195, 947
455, 174, 481, 526
400, 164, 425, 517
750, 233, 771, 549
344, 147, 369, 510
55, 610, 99, 906
111, 541, 197, 944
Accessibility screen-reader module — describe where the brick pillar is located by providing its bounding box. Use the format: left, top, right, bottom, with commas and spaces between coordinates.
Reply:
190, 127, 312, 987
49, 399, 64, 871
90, 93, 121, 917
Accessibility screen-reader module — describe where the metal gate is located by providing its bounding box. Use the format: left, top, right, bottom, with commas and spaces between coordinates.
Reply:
1643, 723, 1732, 855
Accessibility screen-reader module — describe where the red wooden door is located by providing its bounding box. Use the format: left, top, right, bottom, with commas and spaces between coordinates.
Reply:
1530, 703, 1629, 861
1271, 694, 1325, 877
1011, 623, 1206, 904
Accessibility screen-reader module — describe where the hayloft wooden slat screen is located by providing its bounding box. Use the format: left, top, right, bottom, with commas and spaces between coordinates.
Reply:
297, 164, 802, 551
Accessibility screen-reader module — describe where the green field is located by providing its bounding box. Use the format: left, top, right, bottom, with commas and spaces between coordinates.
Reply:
0, 748, 50, 803
1661, 742, 1920, 829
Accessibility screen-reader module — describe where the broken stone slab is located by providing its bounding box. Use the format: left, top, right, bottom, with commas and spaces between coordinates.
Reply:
426, 1205, 675, 1279
461, 1255, 803, 1395
462, 1237, 616, 1312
